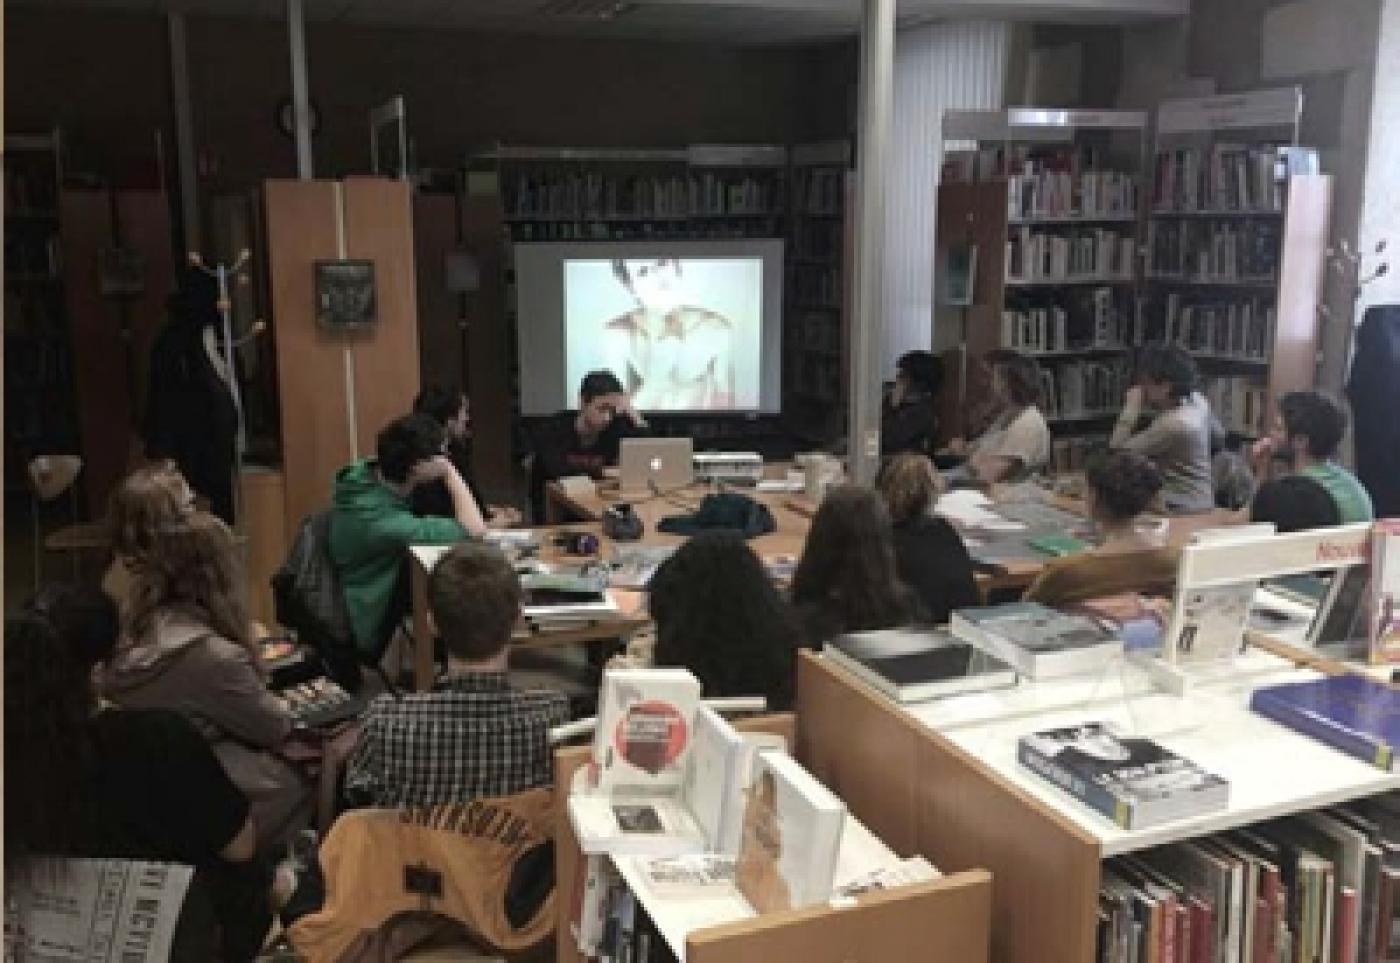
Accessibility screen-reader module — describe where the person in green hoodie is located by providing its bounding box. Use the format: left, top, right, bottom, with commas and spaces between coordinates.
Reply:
330, 413, 489, 655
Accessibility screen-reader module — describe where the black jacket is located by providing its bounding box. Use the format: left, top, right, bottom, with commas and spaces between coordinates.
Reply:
1347, 305, 1400, 517
527, 413, 648, 521
881, 394, 939, 458
891, 515, 980, 625
410, 437, 484, 520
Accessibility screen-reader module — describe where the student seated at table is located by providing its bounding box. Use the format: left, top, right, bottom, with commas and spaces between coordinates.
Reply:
7, 585, 281, 962
882, 351, 944, 458
645, 533, 802, 711
1110, 345, 1215, 514
409, 383, 522, 528
1024, 450, 1180, 607
103, 464, 310, 852
1249, 390, 1374, 524
1250, 475, 1342, 533
528, 370, 650, 521
876, 453, 979, 624
942, 349, 1050, 484
790, 485, 921, 648
330, 413, 489, 657
346, 541, 570, 809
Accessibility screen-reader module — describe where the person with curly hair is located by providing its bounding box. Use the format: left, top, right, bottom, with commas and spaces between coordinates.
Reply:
1024, 450, 1180, 606
103, 463, 310, 853
876, 453, 979, 624
1249, 390, 1373, 524
5, 584, 276, 961
1111, 345, 1215, 514
790, 485, 921, 647
646, 533, 802, 710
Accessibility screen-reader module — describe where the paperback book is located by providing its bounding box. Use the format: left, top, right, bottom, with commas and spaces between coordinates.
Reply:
735, 751, 846, 912
1017, 722, 1230, 830
950, 601, 1123, 680
1370, 519, 1400, 664
824, 627, 1018, 703
1249, 673, 1400, 772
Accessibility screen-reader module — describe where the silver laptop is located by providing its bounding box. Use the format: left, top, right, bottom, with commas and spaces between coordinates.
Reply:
619, 437, 694, 496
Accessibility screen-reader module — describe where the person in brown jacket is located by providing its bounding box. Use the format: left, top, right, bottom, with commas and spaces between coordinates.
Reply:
102, 463, 312, 853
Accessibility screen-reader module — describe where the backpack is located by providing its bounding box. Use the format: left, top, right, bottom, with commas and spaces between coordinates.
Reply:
272, 511, 362, 688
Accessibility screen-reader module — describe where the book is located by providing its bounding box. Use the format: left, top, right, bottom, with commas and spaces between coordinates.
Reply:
735, 751, 846, 913
1370, 520, 1400, 664
679, 705, 750, 853
824, 627, 1018, 704
568, 794, 708, 857
1028, 532, 1092, 558
950, 601, 1124, 680
593, 668, 703, 795
833, 856, 940, 898
1017, 722, 1230, 830
1249, 674, 1400, 772
636, 853, 739, 898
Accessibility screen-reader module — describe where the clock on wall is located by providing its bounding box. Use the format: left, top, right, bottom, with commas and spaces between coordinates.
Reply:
276, 97, 322, 138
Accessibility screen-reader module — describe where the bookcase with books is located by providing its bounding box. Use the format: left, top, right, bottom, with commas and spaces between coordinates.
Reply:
554, 667, 993, 963
936, 109, 1148, 459
785, 140, 853, 440
1139, 87, 1332, 442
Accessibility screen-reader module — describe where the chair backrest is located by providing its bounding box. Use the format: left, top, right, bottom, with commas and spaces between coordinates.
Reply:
272, 510, 361, 683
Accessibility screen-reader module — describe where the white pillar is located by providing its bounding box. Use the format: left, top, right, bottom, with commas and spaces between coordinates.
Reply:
287, 0, 313, 179
848, 0, 896, 485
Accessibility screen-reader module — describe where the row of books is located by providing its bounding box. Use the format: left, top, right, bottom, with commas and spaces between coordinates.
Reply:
506, 171, 786, 220
1145, 293, 1278, 360
792, 263, 841, 308
1039, 359, 1132, 421
4, 234, 61, 279
1153, 144, 1286, 214
1147, 219, 1282, 283
791, 217, 843, 261
1099, 793, 1400, 963
507, 221, 770, 243
1008, 168, 1140, 222
1002, 286, 1133, 354
796, 169, 845, 216
1007, 227, 1137, 284
4, 165, 60, 215
1203, 375, 1269, 437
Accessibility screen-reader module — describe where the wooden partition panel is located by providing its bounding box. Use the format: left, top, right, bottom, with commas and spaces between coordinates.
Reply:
795, 653, 922, 856
115, 190, 176, 426
266, 178, 421, 541
689, 872, 991, 963
1270, 174, 1333, 408
265, 180, 342, 540
342, 177, 422, 459
800, 654, 1103, 963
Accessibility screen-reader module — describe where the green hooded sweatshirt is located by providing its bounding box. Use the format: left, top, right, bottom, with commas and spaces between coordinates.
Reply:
328, 459, 467, 651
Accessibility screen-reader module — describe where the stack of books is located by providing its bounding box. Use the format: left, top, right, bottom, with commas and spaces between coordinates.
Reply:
823, 627, 1018, 705
950, 601, 1124, 680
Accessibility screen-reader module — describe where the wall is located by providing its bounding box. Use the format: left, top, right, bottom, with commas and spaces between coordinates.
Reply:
883, 21, 1009, 369
1357, 0, 1400, 317
5, 9, 852, 192
1116, 0, 1383, 394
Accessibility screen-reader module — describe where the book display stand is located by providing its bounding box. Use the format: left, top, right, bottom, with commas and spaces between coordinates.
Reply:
554, 707, 994, 963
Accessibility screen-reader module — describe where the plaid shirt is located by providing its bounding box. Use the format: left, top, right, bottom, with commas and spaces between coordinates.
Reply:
346, 672, 569, 809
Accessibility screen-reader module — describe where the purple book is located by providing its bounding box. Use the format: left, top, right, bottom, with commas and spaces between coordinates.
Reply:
1249, 674, 1400, 771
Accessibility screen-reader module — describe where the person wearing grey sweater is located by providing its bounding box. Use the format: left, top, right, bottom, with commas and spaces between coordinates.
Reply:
1110, 346, 1216, 514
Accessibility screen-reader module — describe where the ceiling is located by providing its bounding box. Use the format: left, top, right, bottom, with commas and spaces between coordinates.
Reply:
7, 0, 1187, 44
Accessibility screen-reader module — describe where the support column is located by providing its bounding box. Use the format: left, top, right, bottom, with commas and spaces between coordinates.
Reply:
287, 0, 313, 179
167, 11, 201, 250
848, 0, 896, 485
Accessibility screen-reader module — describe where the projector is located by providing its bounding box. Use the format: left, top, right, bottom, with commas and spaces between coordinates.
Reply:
693, 452, 764, 486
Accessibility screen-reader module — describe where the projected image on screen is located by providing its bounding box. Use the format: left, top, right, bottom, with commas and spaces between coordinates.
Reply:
564, 257, 764, 412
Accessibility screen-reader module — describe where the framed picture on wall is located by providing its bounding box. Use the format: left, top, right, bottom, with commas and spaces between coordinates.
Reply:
314, 260, 377, 330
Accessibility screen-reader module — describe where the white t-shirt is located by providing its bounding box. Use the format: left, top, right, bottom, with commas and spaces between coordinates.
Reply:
970, 406, 1051, 481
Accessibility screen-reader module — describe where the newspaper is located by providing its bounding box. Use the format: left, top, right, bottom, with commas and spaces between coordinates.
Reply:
6, 859, 193, 963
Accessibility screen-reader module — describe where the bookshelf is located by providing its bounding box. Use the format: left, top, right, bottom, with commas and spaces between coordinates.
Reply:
800, 644, 1400, 963
786, 140, 853, 439
4, 129, 79, 493
554, 710, 994, 963
936, 109, 1149, 468
1140, 87, 1332, 442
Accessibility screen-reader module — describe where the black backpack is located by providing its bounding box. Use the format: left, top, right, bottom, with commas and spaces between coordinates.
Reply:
271, 511, 363, 689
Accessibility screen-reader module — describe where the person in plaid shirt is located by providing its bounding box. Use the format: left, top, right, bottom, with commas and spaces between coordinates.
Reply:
346, 542, 569, 808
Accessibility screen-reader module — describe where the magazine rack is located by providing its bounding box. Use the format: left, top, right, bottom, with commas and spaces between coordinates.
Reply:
554, 710, 994, 963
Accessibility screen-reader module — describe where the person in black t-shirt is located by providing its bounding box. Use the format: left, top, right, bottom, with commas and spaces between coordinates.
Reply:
882, 351, 944, 459
876, 453, 979, 625
409, 384, 522, 527
529, 370, 650, 522
5, 585, 275, 962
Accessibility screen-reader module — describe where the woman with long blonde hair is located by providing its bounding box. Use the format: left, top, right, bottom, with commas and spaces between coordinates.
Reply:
102, 463, 310, 852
